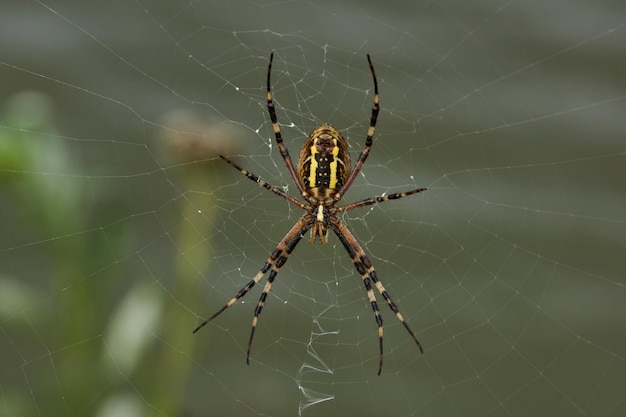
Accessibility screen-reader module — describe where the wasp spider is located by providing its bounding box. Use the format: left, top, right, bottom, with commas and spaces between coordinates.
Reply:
194, 53, 426, 375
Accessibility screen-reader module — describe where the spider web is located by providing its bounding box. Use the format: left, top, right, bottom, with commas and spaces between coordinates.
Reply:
1, 0, 626, 416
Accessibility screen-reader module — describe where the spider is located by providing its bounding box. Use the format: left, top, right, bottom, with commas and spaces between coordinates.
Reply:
193, 53, 426, 375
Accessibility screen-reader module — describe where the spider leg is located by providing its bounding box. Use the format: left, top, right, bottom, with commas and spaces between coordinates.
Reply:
335, 54, 379, 202
193, 217, 310, 335
246, 220, 308, 364
266, 53, 307, 196
331, 219, 423, 375
338, 186, 427, 213
220, 155, 306, 209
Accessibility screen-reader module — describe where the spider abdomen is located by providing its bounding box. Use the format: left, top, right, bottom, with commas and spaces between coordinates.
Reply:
297, 124, 351, 197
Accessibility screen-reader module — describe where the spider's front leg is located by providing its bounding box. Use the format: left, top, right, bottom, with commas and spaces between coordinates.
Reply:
193, 216, 312, 365
330, 218, 423, 375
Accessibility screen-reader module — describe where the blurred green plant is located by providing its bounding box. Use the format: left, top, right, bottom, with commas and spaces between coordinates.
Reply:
149, 110, 243, 416
0, 91, 143, 416
1, 92, 243, 417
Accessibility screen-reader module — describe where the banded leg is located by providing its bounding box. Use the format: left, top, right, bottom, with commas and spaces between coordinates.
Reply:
220, 155, 306, 209
331, 219, 422, 375
335, 54, 380, 202
338, 186, 427, 213
193, 216, 310, 334
246, 225, 307, 363
266, 53, 306, 196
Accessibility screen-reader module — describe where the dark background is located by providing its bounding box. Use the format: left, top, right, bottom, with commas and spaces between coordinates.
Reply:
1, 0, 625, 416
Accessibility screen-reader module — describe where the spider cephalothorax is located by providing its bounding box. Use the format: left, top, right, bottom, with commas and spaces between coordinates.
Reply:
193, 53, 426, 375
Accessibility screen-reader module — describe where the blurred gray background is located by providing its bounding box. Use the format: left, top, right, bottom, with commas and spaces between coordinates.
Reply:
1, 0, 625, 416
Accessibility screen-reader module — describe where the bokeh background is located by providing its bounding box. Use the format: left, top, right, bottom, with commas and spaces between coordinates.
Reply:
1, 0, 625, 416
